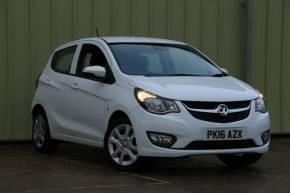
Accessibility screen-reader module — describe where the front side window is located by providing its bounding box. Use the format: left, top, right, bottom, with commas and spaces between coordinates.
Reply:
76, 44, 109, 78
51, 46, 77, 74
109, 44, 225, 77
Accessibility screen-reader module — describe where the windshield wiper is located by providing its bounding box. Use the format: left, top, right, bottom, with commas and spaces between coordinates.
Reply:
167, 74, 205, 77
211, 73, 227, 77
144, 73, 227, 77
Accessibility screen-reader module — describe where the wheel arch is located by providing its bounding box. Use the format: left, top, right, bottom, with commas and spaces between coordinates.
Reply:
107, 110, 131, 129
31, 104, 55, 139
31, 104, 46, 119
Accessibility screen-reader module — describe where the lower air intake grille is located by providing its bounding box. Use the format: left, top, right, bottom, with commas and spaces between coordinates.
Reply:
184, 139, 257, 150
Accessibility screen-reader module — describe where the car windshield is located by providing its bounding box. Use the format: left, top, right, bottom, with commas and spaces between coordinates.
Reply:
109, 44, 226, 77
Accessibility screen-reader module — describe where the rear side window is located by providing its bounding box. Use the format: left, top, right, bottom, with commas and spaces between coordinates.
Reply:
51, 46, 77, 74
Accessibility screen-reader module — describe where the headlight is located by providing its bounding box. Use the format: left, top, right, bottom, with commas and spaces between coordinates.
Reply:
134, 88, 179, 114
255, 94, 267, 113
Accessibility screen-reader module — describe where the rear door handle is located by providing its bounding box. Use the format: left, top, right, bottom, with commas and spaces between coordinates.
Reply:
43, 78, 50, 85
71, 82, 79, 90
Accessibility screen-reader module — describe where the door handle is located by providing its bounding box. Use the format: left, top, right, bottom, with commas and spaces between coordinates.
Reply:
71, 82, 79, 90
43, 78, 50, 85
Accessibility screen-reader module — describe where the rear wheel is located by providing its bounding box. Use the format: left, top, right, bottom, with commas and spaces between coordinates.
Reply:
217, 153, 262, 167
32, 110, 57, 153
104, 117, 142, 171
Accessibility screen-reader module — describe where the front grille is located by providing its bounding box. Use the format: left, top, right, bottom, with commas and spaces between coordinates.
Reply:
183, 100, 250, 109
184, 139, 257, 150
188, 110, 250, 123
183, 100, 251, 123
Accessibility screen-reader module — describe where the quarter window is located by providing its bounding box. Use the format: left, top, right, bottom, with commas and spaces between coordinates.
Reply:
51, 46, 77, 74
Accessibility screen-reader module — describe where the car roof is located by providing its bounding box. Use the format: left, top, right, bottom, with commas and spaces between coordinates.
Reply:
53, 36, 189, 54
81, 36, 187, 45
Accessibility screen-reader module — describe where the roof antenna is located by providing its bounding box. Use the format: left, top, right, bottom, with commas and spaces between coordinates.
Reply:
95, 27, 100, 37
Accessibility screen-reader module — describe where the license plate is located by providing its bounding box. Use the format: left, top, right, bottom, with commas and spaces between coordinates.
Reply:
205, 128, 246, 140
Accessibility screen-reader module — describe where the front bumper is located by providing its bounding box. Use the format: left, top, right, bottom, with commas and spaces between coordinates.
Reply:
129, 100, 270, 157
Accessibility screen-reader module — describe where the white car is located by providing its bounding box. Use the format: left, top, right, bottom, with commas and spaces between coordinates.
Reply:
31, 37, 270, 170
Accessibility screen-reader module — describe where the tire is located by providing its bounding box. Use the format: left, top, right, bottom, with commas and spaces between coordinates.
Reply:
32, 110, 58, 154
217, 153, 262, 167
104, 117, 142, 171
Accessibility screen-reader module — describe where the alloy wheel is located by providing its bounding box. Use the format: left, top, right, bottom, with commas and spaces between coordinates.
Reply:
108, 124, 138, 166
33, 115, 46, 148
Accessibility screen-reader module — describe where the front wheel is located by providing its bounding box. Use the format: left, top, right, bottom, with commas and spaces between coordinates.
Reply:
104, 118, 142, 171
217, 153, 262, 167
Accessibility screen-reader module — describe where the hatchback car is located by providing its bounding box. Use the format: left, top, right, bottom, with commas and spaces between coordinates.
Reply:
32, 37, 270, 170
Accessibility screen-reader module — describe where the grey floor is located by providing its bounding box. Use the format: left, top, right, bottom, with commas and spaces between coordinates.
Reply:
0, 138, 289, 193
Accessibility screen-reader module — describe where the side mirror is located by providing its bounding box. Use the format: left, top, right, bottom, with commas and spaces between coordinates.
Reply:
220, 68, 229, 74
83, 66, 106, 78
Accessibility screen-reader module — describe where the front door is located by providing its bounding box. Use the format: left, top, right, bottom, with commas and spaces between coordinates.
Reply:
67, 42, 113, 144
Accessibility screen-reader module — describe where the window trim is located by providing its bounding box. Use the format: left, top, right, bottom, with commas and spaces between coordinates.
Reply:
51, 45, 77, 75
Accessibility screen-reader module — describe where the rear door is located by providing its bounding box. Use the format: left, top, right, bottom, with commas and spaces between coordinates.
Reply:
40, 44, 80, 136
